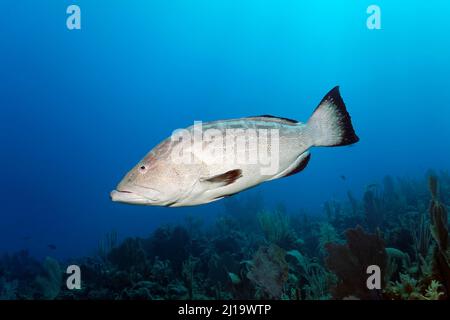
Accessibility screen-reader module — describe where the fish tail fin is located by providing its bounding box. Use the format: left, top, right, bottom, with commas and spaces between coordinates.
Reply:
306, 86, 359, 147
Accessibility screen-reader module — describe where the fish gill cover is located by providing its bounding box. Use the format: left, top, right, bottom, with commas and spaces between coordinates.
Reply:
0, 0, 449, 302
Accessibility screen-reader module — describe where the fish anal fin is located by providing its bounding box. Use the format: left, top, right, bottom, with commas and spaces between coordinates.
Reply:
201, 169, 243, 187
283, 153, 311, 178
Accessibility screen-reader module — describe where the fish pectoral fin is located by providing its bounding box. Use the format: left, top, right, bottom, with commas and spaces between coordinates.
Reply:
200, 169, 243, 187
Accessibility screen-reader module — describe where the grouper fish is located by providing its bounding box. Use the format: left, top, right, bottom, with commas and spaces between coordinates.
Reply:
110, 86, 359, 207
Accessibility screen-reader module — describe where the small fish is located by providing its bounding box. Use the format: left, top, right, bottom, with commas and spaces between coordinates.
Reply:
111, 86, 359, 207
47, 244, 57, 250
340, 175, 346, 181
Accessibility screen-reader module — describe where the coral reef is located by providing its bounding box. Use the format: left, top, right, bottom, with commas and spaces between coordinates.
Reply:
427, 175, 450, 296
34, 257, 62, 299
0, 171, 449, 300
286, 249, 334, 299
247, 244, 288, 299
257, 209, 297, 249
325, 226, 387, 299
363, 185, 384, 232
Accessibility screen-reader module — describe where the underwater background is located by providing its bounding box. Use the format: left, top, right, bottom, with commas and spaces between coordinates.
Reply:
1, 0, 449, 299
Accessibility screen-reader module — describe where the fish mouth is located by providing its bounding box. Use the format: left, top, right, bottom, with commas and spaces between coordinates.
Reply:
116, 190, 132, 194
110, 189, 151, 205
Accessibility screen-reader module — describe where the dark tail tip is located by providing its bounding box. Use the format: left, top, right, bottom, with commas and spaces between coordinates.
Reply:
327, 86, 359, 146
309, 86, 359, 147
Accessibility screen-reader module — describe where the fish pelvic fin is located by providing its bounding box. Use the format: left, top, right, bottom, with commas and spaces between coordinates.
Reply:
306, 86, 359, 147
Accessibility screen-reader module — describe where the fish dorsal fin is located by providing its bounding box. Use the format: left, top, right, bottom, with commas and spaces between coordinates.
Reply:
200, 169, 243, 187
246, 115, 298, 124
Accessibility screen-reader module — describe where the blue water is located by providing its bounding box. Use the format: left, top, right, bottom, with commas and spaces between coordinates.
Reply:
1, 0, 449, 260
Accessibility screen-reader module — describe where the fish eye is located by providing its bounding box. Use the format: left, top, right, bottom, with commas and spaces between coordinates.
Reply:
139, 165, 147, 173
